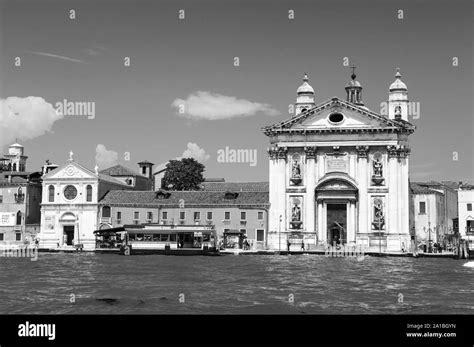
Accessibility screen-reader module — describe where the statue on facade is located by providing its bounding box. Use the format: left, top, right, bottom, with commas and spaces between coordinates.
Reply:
372, 198, 385, 230
394, 105, 402, 119
290, 199, 302, 229
371, 153, 385, 186
292, 203, 301, 221
292, 161, 301, 178
290, 155, 302, 185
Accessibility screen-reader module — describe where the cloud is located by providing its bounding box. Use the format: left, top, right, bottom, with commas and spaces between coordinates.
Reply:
181, 142, 210, 162
95, 144, 118, 169
172, 91, 280, 120
0, 96, 64, 148
26, 51, 87, 64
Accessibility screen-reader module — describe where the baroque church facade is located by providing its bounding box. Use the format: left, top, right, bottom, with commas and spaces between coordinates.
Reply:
263, 69, 415, 252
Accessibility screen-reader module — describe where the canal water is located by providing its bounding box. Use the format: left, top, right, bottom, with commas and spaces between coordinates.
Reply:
1, 253, 473, 314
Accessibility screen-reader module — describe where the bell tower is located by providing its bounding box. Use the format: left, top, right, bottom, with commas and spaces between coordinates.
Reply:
388, 68, 409, 121
294, 73, 315, 116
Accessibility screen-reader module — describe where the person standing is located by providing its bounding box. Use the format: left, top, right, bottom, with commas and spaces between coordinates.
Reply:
287, 240, 291, 252
301, 241, 305, 251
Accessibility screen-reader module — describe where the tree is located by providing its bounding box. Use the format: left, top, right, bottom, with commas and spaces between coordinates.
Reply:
161, 158, 205, 191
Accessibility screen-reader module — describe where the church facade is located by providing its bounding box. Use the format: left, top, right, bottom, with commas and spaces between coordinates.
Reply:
263, 69, 415, 252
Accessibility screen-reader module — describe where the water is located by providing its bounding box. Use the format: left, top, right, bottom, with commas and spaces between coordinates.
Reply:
1, 253, 473, 314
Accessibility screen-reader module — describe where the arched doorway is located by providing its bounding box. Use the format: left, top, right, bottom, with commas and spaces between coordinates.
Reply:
315, 173, 358, 246
59, 212, 77, 246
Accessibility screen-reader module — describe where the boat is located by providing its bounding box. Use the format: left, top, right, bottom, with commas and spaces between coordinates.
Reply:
94, 224, 220, 256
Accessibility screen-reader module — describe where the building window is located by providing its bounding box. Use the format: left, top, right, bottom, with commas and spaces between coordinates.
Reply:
86, 185, 93, 202
224, 229, 230, 233
225, 212, 230, 220
48, 185, 55, 202
102, 206, 111, 218
0, 233, 3, 241
257, 229, 265, 241
116, 211, 122, 221
468, 203, 472, 211
162, 211, 168, 220
142, 167, 147, 175
64, 185, 78, 200
179, 211, 185, 220
240, 229, 246, 235
419, 202, 426, 214
147, 212, 153, 221
258, 211, 264, 220
134, 211, 139, 220
241, 211, 246, 220
0, 195, 2, 203
16, 211, 21, 225
194, 212, 200, 220
16, 233, 21, 241
207, 212, 212, 220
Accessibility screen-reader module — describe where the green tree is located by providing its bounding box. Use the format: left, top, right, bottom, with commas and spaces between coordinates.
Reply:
161, 158, 205, 190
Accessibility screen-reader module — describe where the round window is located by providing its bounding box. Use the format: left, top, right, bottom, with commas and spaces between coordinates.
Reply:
328, 112, 344, 124
64, 185, 78, 200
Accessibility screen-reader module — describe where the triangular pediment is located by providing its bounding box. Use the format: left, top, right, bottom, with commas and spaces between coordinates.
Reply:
43, 160, 98, 180
263, 97, 415, 135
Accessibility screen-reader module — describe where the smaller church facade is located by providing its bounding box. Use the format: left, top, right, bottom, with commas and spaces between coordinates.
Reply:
263, 70, 415, 252
38, 153, 153, 250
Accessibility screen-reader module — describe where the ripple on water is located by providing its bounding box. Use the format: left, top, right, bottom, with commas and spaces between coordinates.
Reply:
0, 254, 472, 314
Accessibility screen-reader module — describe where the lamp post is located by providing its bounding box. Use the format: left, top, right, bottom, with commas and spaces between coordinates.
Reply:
428, 221, 431, 253
279, 214, 282, 253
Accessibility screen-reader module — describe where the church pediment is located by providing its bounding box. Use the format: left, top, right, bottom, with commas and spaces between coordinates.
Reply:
263, 97, 415, 135
43, 161, 97, 180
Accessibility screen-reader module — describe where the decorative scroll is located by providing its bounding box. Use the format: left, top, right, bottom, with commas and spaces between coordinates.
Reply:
356, 145, 369, 159
267, 146, 288, 160
387, 145, 398, 159
304, 146, 317, 160
372, 198, 385, 230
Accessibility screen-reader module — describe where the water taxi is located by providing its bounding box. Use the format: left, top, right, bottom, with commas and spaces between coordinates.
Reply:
94, 224, 220, 256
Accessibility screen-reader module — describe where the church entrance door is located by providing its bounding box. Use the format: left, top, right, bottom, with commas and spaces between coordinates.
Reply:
327, 204, 347, 245
63, 225, 75, 246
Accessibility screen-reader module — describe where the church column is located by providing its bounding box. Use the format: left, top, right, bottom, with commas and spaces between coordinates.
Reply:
399, 147, 411, 236
346, 201, 356, 245
356, 146, 369, 238
268, 147, 287, 249
304, 147, 317, 236
321, 202, 327, 244
387, 146, 399, 234
317, 201, 323, 245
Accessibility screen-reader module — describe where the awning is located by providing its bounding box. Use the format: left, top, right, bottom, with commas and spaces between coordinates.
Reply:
224, 230, 244, 235
93, 226, 125, 235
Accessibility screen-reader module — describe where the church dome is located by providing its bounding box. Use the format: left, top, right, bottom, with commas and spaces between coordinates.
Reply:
297, 73, 314, 94
389, 68, 407, 91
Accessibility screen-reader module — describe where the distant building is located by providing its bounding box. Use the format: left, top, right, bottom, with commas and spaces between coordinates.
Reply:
0, 143, 42, 244
98, 186, 269, 249
410, 181, 458, 246
99, 163, 153, 191
38, 153, 151, 250
458, 183, 474, 248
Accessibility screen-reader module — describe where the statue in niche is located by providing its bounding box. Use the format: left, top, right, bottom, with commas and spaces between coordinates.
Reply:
394, 105, 402, 119
371, 153, 385, 186
290, 155, 302, 185
292, 160, 301, 178
372, 198, 385, 230
290, 198, 302, 229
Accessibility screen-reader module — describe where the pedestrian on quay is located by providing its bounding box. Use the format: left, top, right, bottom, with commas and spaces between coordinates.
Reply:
287, 240, 291, 252
301, 241, 305, 251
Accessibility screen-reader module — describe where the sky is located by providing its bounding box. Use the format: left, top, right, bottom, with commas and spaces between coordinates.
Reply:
0, 0, 472, 183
